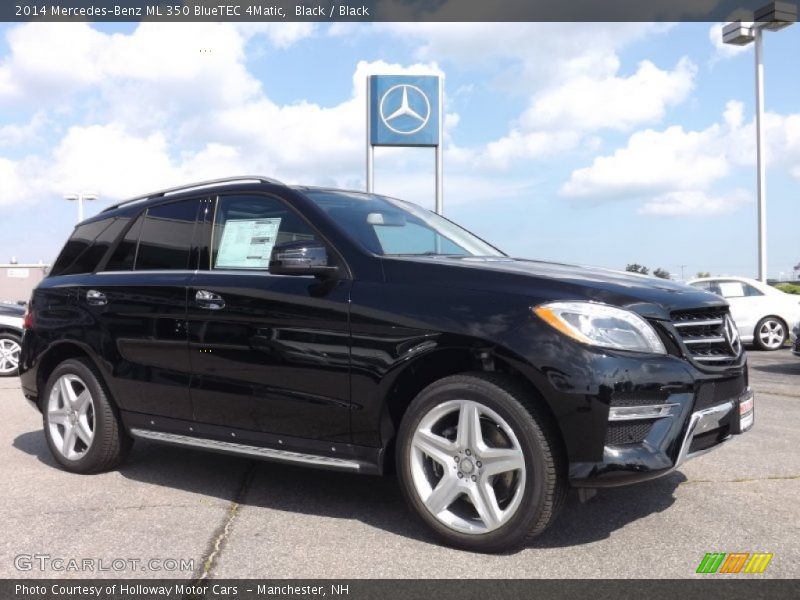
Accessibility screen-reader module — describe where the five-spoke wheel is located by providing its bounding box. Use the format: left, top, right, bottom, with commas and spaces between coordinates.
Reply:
754, 317, 786, 351
0, 333, 21, 377
397, 373, 565, 553
410, 399, 526, 534
47, 374, 95, 461
43, 358, 132, 473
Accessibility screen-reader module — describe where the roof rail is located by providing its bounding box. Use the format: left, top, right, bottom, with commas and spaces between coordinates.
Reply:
102, 176, 285, 213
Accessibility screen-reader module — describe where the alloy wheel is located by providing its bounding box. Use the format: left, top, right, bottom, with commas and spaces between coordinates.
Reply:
409, 399, 526, 534
0, 338, 21, 375
758, 319, 785, 350
47, 374, 96, 461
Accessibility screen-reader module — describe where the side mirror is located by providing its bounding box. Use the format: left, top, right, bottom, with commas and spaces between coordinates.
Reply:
269, 241, 338, 278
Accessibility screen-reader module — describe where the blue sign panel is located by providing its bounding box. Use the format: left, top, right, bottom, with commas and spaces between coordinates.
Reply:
370, 75, 440, 147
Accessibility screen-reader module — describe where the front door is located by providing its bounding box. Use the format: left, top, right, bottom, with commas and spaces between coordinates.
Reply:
186, 193, 351, 443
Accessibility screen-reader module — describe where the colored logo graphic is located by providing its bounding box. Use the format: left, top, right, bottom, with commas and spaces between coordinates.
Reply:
369, 75, 440, 147
696, 552, 773, 574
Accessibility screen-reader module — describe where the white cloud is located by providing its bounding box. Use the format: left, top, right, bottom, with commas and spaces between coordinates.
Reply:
561, 99, 800, 216
0, 112, 48, 147
520, 58, 696, 133
639, 189, 751, 216
708, 23, 749, 63
0, 22, 312, 109
562, 123, 729, 199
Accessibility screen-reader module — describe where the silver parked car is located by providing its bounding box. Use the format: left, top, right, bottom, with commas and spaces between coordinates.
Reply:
0, 303, 24, 376
687, 277, 800, 351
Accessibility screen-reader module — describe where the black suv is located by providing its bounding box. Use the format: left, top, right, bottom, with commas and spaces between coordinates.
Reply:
20, 176, 754, 552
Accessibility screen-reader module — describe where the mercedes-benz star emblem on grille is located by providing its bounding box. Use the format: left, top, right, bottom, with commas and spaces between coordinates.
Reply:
723, 314, 742, 355
379, 84, 431, 135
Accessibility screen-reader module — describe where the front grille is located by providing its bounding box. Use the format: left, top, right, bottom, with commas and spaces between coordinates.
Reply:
609, 391, 670, 407
670, 308, 741, 367
605, 422, 653, 445
695, 375, 745, 411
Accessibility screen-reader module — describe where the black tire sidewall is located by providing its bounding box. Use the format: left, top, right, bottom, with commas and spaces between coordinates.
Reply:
396, 376, 553, 553
0, 332, 22, 377
42, 358, 118, 473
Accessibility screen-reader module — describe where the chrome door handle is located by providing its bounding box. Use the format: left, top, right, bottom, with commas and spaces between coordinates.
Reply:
86, 290, 107, 306
195, 290, 225, 310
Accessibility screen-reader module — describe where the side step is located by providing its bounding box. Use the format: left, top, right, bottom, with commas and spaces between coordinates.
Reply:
129, 428, 362, 471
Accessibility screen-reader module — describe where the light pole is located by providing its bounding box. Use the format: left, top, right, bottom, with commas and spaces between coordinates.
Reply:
722, 2, 796, 283
63, 192, 99, 223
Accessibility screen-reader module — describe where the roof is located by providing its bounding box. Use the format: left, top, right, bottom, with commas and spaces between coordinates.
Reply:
101, 176, 286, 214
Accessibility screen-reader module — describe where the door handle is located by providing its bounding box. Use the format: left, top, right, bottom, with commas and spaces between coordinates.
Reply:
86, 289, 107, 306
195, 290, 225, 310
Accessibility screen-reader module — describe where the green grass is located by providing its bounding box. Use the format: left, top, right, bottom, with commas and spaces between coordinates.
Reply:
775, 283, 800, 295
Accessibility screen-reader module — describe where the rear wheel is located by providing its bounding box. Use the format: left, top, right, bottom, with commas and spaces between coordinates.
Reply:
42, 358, 132, 473
396, 373, 565, 553
0, 332, 21, 377
754, 317, 786, 351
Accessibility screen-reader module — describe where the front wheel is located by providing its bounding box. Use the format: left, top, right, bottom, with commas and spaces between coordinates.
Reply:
396, 373, 565, 553
754, 317, 787, 351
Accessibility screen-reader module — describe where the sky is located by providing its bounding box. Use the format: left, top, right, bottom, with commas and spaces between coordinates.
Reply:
0, 21, 798, 280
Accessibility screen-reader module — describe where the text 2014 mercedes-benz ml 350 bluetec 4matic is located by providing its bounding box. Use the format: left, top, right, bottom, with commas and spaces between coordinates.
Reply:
19, 176, 754, 553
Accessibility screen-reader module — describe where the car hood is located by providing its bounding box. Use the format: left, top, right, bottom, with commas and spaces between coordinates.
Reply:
383, 256, 727, 319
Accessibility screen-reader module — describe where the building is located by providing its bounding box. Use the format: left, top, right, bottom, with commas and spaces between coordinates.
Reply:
0, 262, 49, 304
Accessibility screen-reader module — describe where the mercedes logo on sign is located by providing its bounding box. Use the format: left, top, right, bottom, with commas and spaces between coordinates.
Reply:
379, 84, 431, 135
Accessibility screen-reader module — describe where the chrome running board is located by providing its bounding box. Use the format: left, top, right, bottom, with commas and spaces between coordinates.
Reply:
129, 428, 361, 471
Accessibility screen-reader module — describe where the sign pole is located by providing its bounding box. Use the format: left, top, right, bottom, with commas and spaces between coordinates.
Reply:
366, 76, 374, 193
435, 76, 443, 214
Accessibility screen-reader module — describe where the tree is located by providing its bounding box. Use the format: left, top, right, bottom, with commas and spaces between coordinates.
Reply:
653, 268, 671, 280
625, 263, 649, 275
696, 271, 711, 278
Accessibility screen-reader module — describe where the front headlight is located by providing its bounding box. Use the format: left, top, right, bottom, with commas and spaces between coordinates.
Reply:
533, 301, 666, 355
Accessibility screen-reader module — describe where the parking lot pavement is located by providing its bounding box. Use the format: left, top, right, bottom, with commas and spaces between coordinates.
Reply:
2, 349, 798, 579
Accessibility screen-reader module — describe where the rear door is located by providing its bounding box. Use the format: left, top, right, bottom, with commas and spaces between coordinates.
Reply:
84, 198, 203, 420
185, 192, 352, 443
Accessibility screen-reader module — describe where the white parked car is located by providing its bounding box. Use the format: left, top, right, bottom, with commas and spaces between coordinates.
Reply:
687, 277, 800, 351
0, 304, 24, 376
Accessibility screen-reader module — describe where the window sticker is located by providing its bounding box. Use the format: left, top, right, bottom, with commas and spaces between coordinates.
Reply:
719, 281, 745, 298
215, 218, 282, 269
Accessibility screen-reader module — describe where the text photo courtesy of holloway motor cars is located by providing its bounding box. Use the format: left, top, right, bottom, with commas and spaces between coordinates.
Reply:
0, 1, 799, 599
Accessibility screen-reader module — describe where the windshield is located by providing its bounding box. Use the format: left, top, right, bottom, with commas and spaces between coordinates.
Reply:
303, 190, 504, 257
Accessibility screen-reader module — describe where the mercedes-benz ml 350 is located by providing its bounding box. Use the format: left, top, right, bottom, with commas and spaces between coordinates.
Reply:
19, 176, 754, 552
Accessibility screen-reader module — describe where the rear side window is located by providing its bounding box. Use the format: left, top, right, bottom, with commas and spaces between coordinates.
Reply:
135, 200, 200, 271
103, 213, 145, 272
51, 217, 124, 276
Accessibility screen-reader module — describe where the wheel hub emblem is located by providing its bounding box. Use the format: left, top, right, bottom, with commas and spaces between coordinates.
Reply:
459, 458, 474, 474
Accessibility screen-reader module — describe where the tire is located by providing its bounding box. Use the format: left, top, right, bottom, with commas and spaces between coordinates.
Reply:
42, 358, 132, 473
396, 372, 566, 553
753, 317, 787, 351
0, 332, 22, 377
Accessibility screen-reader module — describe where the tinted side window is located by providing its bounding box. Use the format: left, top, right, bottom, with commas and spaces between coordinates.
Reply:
51, 218, 117, 276
135, 200, 199, 271
104, 213, 145, 271
744, 284, 763, 297
210, 195, 318, 270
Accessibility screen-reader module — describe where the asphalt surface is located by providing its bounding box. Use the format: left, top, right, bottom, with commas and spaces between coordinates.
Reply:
2, 349, 798, 579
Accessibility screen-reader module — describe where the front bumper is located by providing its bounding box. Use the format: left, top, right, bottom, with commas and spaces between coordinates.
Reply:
570, 386, 754, 487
